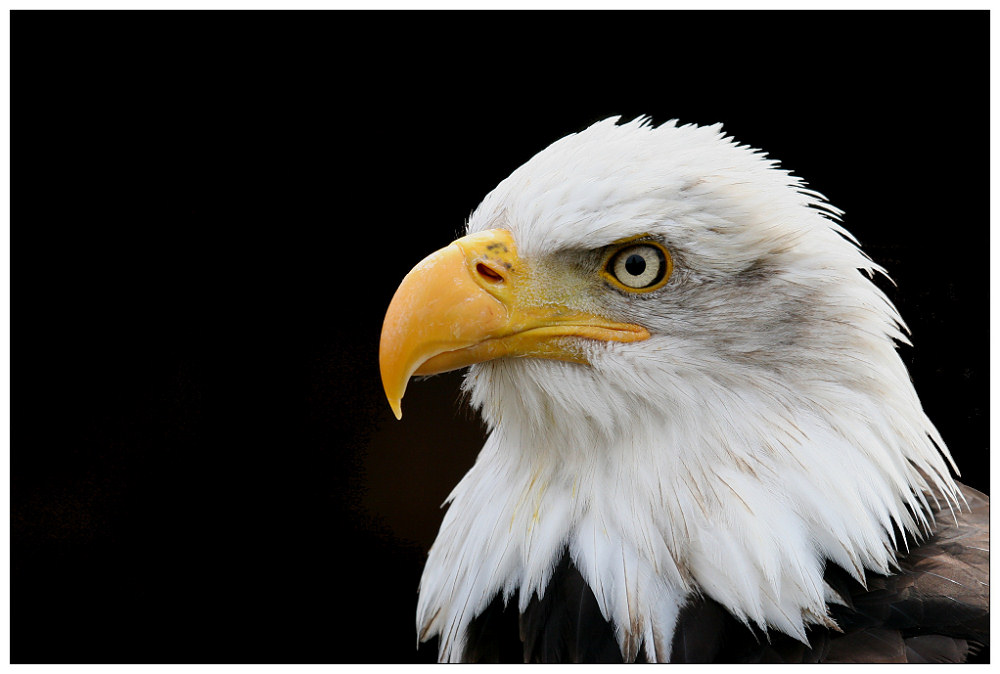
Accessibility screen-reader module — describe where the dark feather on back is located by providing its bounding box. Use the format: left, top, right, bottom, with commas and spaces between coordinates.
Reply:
463, 553, 627, 663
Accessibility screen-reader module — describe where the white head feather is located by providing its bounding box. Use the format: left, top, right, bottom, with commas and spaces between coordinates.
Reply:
415, 117, 960, 662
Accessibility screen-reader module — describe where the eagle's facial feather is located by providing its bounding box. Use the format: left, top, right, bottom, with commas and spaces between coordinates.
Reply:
407, 117, 961, 662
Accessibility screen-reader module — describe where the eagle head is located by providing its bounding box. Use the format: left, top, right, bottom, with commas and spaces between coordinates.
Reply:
379, 117, 961, 662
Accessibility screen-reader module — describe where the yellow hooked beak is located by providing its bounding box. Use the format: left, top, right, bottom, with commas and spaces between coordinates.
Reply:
379, 229, 650, 419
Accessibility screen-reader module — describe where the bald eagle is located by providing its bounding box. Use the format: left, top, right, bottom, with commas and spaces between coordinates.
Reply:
378, 117, 989, 663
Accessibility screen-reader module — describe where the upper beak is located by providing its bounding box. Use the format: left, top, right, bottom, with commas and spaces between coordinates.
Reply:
378, 229, 650, 419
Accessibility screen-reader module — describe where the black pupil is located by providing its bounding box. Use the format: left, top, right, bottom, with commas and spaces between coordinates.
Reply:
624, 253, 646, 276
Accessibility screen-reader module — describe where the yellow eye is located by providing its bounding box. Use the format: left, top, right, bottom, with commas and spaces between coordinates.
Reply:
603, 241, 672, 292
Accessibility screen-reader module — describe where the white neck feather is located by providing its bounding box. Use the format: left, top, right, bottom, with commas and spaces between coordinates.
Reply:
416, 330, 960, 662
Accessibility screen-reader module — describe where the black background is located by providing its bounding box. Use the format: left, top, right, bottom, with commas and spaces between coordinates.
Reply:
15, 10, 988, 664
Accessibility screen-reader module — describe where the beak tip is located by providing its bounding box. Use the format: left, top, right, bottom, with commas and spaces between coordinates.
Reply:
390, 400, 403, 420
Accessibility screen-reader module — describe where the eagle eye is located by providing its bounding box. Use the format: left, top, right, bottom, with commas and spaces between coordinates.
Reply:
604, 241, 672, 292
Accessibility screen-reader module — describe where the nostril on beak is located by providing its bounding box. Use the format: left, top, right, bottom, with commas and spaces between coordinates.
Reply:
476, 262, 505, 283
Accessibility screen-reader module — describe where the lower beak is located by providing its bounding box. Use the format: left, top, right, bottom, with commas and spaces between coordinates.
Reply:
378, 229, 649, 419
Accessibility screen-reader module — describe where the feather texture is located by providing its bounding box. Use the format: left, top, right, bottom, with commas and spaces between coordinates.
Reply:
448, 484, 988, 662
